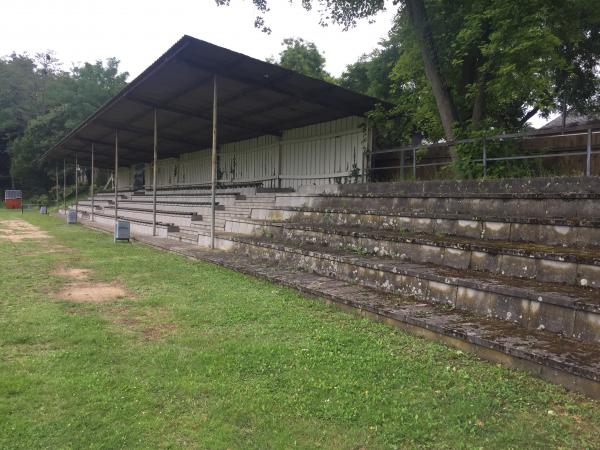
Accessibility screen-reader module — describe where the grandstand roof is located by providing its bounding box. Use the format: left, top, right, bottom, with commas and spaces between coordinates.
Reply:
41, 35, 384, 168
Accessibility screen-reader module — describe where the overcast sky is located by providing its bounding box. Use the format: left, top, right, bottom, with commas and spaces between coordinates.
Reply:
1, 0, 551, 127
0, 0, 397, 78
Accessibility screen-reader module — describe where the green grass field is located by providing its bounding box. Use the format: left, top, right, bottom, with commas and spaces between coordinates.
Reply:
1, 209, 599, 449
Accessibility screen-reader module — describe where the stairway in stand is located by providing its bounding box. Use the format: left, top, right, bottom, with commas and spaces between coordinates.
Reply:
70, 177, 600, 397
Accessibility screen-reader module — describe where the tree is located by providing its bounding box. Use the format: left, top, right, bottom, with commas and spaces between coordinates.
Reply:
4, 57, 128, 194
269, 38, 332, 81
217, 0, 600, 149
0, 52, 58, 189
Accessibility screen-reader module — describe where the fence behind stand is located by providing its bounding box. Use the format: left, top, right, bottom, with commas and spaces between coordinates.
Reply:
369, 124, 600, 181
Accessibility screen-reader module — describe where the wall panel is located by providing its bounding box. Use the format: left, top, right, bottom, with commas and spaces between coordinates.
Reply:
129, 116, 369, 190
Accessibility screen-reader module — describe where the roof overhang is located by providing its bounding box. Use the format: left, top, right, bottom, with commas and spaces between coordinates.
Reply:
41, 35, 386, 168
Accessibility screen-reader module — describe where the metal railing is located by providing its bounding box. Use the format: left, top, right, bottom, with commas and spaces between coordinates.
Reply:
368, 124, 600, 180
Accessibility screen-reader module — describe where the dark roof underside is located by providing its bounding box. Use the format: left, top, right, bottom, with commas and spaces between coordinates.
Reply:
42, 35, 382, 169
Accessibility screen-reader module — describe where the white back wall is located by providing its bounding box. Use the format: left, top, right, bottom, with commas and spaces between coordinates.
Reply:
135, 116, 369, 190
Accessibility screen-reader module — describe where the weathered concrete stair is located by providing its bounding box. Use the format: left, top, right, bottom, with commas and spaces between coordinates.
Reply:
250, 206, 600, 248
70, 177, 600, 396
206, 233, 600, 343
76, 217, 600, 399
255, 222, 600, 289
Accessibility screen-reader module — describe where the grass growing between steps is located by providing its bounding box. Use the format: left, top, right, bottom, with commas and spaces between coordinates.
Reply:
1, 211, 600, 449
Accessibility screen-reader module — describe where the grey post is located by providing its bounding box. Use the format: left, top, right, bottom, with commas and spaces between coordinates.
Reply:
55, 164, 59, 205
114, 130, 119, 224
75, 152, 79, 216
63, 159, 66, 209
482, 138, 487, 178
210, 75, 218, 249
91, 144, 95, 222
586, 128, 592, 177
276, 137, 282, 188
412, 147, 417, 179
152, 108, 158, 236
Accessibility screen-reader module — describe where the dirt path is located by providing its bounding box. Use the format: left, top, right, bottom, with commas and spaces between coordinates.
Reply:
0, 219, 49, 242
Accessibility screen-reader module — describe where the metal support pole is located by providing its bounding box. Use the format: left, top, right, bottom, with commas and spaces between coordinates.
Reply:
586, 128, 592, 177
63, 159, 66, 210
55, 164, 59, 204
482, 138, 487, 178
210, 75, 218, 249
91, 144, 95, 222
152, 108, 158, 236
75, 152, 78, 216
412, 148, 417, 179
400, 149, 406, 180
276, 137, 282, 189
114, 130, 119, 225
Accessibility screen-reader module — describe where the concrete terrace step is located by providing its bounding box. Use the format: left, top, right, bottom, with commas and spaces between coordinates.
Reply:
167, 229, 199, 244
190, 221, 226, 232
94, 205, 203, 218
295, 176, 600, 196
306, 195, 600, 221
213, 233, 600, 344
125, 193, 243, 206
82, 201, 224, 215
264, 223, 600, 289
137, 191, 244, 198
77, 220, 600, 399
78, 205, 193, 228
250, 206, 600, 248
73, 210, 178, 237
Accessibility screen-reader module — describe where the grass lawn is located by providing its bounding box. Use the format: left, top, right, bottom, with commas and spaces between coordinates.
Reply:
1, 209, 599, 449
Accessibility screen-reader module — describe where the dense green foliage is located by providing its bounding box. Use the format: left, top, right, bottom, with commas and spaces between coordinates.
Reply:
219, 0, 600, 160
268, 37, 332, 81
0, 54, 127, 195
2, 211, 600, 448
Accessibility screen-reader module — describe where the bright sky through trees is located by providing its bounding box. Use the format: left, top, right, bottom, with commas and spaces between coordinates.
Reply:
0, 0, 396, 79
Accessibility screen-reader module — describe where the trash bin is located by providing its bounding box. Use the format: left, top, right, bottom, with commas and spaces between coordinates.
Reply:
114, 220, 130, 241
4, 190, 22, 209
67, 209, 77, 224
39, 206, 47, 215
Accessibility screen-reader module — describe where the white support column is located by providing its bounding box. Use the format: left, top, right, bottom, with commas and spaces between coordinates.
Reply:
63, 159, 66, 209
114, 130, 119, 224
75, 152, 79, 216
210, 75, 218, 249
55, 164, 59, 205
586, 128, 592, 177
277, 137, 282, 188
152, 108, 158, 236
91, 144, 95, 222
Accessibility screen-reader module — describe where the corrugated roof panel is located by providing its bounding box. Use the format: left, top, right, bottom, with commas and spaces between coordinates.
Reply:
41, 35, 386, 168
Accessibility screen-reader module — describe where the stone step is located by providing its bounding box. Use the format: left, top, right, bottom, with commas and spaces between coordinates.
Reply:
108, 229, 600, 399
256, 187, 295, 194
250, 207, 600, 248
78, 205, 192, 228
211, 233, 600, 344
94, 195, 239, 206
94, 205, 202, 218
264, 222, 600, 289
236, 196, 277, 204
295, 176, 600, 196
274, 189, 600, 216
74, 210, 178, 237
190, 221, 226, 231
81, 201, 224, 215
167, 230, 199, 244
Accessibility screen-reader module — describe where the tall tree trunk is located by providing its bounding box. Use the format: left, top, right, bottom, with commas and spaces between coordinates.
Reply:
471, 72, 486, 127
405, 0, 459, 144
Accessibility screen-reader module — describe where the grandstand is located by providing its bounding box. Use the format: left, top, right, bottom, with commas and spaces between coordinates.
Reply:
41, 36, 600, 398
